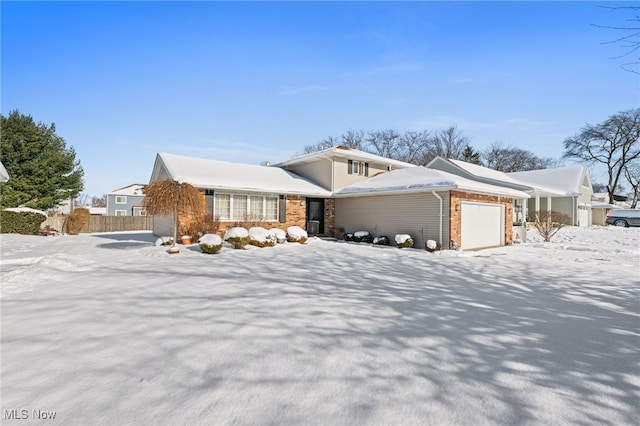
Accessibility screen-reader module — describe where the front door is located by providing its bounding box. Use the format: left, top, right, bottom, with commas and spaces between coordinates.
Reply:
306, 198, 324, 235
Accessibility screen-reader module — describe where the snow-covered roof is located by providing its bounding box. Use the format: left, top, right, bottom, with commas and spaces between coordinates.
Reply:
109, 184, 146, 196
508, 166, 591, 196
335, 167, 530, 198
152, 153, 332, 197
4, 207, 47, 216
428, 157, 531, 189
591, 202, 620, 210
273, 146, 416, 169
0, 160, 9, 183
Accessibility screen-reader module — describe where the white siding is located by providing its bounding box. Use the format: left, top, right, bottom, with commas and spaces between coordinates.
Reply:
335, 192, 449, 249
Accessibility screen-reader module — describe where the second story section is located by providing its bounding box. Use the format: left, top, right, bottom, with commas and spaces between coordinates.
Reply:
106, 184, 147, 216
273, 146, 416, 192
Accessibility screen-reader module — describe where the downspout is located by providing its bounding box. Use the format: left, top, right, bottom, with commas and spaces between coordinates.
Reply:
431, 190, 443, 249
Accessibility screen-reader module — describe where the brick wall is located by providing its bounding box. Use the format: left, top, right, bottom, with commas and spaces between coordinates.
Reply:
324, 198, 336, 236
449, 190, 514, 248
284, 195, 306, 228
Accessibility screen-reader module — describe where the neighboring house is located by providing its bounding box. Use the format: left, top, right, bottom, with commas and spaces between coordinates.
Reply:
591, 202, 620, 226
106, 184, 147, 216
149, 149, 529, 250
427, 158, 593, 227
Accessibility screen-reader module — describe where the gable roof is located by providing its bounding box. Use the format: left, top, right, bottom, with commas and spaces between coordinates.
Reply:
335, 166, 530, 199
151, 152, 331, 197
273, 146, 416, 169
109, 184, 146, 196
427, 157, 533, 191
508, 166, 592, 196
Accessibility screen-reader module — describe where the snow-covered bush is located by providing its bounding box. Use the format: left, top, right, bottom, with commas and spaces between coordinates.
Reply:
271, 228, 287, 244
395, 234, 413, 248
286, 226, 308, 244
199, 233, 223, 254
344, 232, 355, 242
425, 239, 440, 252
224, 227, 250, 249
154, 236, 174, 246
352, 231, 373, 243
249, 227, 276, 248
373, 235, 390, 245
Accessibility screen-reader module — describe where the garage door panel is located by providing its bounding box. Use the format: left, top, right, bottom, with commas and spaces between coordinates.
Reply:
461, 202, 504, 250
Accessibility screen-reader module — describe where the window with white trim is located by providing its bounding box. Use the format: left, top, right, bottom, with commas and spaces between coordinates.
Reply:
115, 210, 127, 216
348, 160, 369, 176
115, 196, 127, 204
213, 193, 279, 221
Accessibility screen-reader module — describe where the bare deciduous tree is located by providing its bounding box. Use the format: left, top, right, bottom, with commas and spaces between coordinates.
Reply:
533, 210, 571, 242
593, 5, 640, 74
563, 108, 640, 205
424, 125, 471, 165
483, 142, 556, 172
624, 162, 640, 208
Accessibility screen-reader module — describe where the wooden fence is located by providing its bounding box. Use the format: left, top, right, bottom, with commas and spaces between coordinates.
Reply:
42, 215, 153, 234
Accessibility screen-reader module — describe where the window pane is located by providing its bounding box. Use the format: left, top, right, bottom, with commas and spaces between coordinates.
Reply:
214, 194, 230, 220
249, 195, 264, 219
265, 197, 278, 221
233, 195, 247, 221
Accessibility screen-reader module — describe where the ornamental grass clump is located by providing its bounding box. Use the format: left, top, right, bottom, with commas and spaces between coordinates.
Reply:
199, 233, 223, 254
224, 227, 250, 249
66, 208, 90, 235
143, 180, 206, 248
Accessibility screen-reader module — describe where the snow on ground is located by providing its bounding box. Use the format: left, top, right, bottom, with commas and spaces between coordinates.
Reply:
1, 226, 639, 425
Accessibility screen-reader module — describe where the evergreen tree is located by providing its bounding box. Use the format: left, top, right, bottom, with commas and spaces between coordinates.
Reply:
0, 110, 84, 210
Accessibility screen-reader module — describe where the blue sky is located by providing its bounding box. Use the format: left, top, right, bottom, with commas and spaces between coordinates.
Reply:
2, 1, 638, 197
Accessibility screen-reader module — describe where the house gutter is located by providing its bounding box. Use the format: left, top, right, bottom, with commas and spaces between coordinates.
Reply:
431, 190, 443, 248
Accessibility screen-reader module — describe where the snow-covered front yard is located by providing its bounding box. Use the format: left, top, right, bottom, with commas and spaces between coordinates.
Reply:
1, 226, 639, 425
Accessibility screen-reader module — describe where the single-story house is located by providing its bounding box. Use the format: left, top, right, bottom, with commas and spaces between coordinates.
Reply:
148, 148, 529, 250
427, 157, 593, 227
106, 184, 147, 216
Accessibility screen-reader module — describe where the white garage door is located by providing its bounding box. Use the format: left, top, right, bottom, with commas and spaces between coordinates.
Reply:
461, 202, 504, 250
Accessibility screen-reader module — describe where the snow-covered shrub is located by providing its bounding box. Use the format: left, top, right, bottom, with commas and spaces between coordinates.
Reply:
532, 210, 571, 242
353, 231, 373, 243
270, 228, 287, 244
373, 235, 390, 245
344, 232, 355, 242
66, 208, 90, 235
395, 234, 413, 248
249, 227, 276, 248
154, 236, 174, 246
0, 210, 46, 235
286, 226, 308, 244
425, 239, 441, 252
224, 227, 250, 249
199, 233, 223, 254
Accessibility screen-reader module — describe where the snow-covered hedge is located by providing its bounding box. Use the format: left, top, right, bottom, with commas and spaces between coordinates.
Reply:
199, 233, 223, 254
345, 231, 374, 243
224, 227, 250, 249
425, 239, 441, 252
249, 227, 276, 248
286, 226, 308, 244
0, 209, 46, 235
271, 228, 287, 244
395, 234, 413, 249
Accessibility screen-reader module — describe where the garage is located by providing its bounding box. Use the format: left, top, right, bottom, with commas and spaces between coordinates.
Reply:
461, 202, 504, 250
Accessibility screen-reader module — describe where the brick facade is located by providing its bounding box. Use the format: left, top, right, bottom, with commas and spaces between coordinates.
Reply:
449, 190, 514, 249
